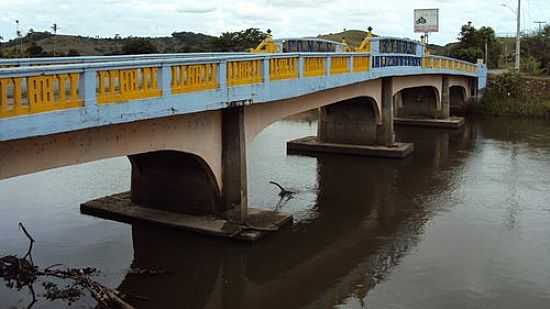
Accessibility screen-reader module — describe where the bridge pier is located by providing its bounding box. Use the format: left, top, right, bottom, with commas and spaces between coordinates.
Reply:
81, 109, 292, 241
394, 76, 464, 129
287, 78, 413, 158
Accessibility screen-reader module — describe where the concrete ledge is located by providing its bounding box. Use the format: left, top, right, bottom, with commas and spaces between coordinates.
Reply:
287, 136, 414, 159
394, 117, 465, 129
81, 192, 292, 241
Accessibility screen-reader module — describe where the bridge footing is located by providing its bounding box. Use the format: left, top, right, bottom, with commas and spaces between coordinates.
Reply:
394, 117, 465, 129
80, 192, 292, 241
287, 136, 414, 159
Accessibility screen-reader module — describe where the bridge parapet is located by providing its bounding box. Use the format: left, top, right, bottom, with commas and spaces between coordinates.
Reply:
0, 50, 484, 141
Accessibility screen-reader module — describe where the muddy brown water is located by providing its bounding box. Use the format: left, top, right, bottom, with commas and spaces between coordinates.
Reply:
1, 115, 550, 308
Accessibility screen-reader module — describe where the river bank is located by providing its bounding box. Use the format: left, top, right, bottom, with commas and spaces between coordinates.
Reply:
473, 72, 550, 118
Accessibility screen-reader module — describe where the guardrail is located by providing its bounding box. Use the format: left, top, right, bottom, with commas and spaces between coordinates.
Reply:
0, 53, 479, 119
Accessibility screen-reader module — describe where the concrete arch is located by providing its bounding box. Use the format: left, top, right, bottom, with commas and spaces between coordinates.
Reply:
393, 86, 441, 118
392, 75, 442, 106
129, 150, 221, 215
448, 76, 472, 100
450, 85, 467, 107
244, 79, 383, 144
318, 97, 380, 145
0, 111, 224, 193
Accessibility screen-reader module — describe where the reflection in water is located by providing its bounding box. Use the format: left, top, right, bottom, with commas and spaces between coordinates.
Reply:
116, 121, 478, 308
2, 116, 550, 308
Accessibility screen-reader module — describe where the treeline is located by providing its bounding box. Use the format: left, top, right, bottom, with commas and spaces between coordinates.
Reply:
0, 28, 268, 58
436, 22, 550, 75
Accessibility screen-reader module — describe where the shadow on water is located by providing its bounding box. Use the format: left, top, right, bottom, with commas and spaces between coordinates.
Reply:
116, 121, 479, 309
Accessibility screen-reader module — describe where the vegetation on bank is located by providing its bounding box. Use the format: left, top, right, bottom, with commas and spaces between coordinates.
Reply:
476, 72, 550, 118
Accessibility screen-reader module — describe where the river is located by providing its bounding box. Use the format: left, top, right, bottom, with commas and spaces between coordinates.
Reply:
1, 115, 550, 308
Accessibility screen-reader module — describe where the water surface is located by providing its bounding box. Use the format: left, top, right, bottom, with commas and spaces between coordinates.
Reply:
1, 115, 550, 308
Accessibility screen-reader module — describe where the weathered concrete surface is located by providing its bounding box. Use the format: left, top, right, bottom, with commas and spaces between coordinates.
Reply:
81, 192, 292, 241
222, 106, 248, 223
441, 76, 450, 119
394, 117, 465, 129
0, 111, 224, 191
129, 151, 221, 216
287, 136, 414, 159
318, 98, 378, 145
394, 86, 440, 119
377, 77, 395, 146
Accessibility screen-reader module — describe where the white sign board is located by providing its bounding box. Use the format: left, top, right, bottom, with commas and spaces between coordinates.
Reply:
414, 9, 439, 33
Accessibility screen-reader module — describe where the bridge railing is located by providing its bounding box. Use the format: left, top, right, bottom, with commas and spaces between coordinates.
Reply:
0, 52, 479, 120
422, 55, 478, 73
0, 53, 250, 68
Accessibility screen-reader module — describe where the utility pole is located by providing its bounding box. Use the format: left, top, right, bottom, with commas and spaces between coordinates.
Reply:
51, 23, 58, 56
534, 21, 546, 34
16, 20, 22, 57
515, 0, 521, 71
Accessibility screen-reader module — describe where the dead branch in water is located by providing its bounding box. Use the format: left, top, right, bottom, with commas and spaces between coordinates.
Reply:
0, 223, 135, 309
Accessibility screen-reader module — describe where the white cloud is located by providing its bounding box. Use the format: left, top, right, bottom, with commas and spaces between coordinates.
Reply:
0, 0, 548, 44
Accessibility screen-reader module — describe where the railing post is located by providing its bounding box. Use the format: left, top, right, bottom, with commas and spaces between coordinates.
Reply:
325, 56, 331, 77
159, 63, 171, 97
80, 68, 98, 122
218, 60, 227, 91
349, 55, 354, 73
298, 55, 304, 78
263, 57, 271, 87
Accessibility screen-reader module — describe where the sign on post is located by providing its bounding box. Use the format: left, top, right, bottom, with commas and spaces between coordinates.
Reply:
414, 9, 439, 33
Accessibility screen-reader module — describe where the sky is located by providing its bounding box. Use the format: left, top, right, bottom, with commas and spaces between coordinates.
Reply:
0, 0, 549, 45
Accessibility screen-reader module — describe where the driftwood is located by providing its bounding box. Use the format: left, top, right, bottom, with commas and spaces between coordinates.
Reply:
0, 223, 135, 309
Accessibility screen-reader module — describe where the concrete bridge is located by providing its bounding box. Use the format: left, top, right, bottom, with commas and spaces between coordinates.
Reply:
0, 36, 487, 239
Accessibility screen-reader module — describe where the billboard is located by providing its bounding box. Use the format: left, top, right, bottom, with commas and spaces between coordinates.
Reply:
414, 9, 439, 33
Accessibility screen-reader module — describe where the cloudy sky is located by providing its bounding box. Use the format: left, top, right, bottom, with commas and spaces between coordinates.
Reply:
1, 0, 549, 45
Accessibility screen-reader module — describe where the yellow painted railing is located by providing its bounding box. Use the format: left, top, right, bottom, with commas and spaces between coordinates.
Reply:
0, 73, 82, 118
227, 60, 262, 86
303, 57, 325, 77
96, 67, 161, 104
352, 56, 370, 72
422, 57, 477, 73
171, 63, 218, 94
330, 56, 349, 75
270, 57, 298, 81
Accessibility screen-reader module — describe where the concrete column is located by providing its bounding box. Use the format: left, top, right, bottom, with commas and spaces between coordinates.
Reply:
222, 106, 248, 224
376, 77, 395, 146
441, 75, 450, 119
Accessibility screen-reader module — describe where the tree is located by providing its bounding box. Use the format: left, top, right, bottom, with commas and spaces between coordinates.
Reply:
211, 28, 268, 52
121, 38, 158, 55
449, 22, 501, 68
521, 25, 550, 74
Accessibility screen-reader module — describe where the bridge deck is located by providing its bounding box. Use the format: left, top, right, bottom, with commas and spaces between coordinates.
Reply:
0, 51, 485, 142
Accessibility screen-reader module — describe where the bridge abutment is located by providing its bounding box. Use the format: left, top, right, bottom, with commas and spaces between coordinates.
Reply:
288, 78, 413, 159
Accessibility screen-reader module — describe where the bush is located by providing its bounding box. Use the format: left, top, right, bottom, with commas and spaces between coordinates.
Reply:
521, 56, 544, 76
477, 73, 550, 117
121, 38, 158, 55
492, 71, 524, 98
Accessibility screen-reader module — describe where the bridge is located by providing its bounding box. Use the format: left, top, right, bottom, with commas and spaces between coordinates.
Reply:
0, 35, 487, 240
